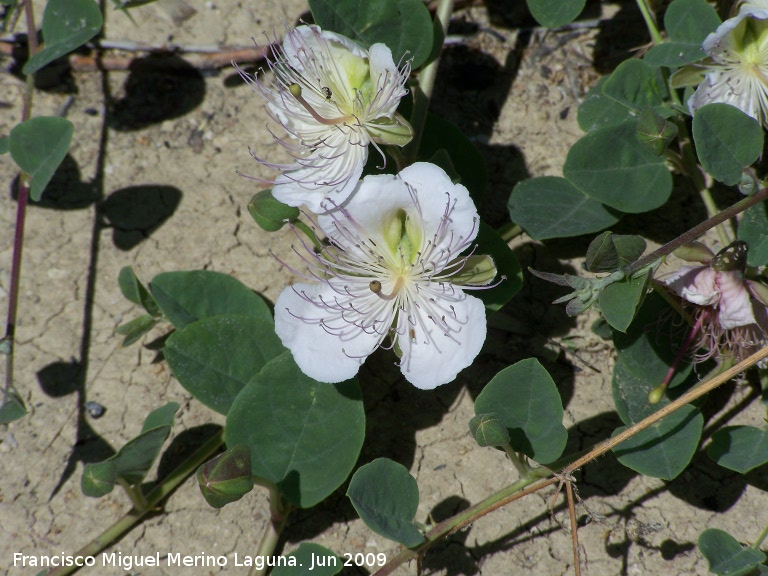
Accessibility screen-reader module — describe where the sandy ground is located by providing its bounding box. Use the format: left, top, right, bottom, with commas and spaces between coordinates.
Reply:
2, 1, 768, 575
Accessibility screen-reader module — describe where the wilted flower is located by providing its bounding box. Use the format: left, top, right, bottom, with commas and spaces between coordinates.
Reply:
660, 241, 768, 362
273, 162, 498, 389
239, 25, 413, 212
676, 7, 768, 126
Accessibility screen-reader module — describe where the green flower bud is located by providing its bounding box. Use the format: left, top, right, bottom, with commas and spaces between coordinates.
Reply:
248, 189, 300, 232
197, 444, 254, 508
469, 413, 510, 447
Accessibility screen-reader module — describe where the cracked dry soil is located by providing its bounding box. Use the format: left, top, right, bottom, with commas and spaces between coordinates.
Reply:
2, 1, 768, 575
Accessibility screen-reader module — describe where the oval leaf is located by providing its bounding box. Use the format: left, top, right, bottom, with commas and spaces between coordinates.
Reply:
418, 113, 487, 202
612, 404, 703, 480
225, 353, 365, 508
0, 391, 28, 424
150, 270, 272, 329
118, 266, 160, 316
23, 0, 103, 75
737, 202, 768, 267
508, 176, 620, 240
601, 59, 667, 113
612, 292, 694, 395
347, 458, 424, 547
81, 402, 179, 497
707, 425, 768, 474
308, 0, 433, 69
474, 358, 567, 464
526, 0, 586, 28
699, 529, 766, 576
564, 120, 673, 213
9, 116, 74, 201
164, 315, 285, 415
644, 0, 720, 67
693, 103, 763, 186
578, 77, 633, 132
115, 314, 158, 347
598, 270, 650, 333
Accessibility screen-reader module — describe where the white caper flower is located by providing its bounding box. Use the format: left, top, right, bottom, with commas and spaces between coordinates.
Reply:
675, 7, 768, 126
273, 163, 498, 389
239, 25, 413, 212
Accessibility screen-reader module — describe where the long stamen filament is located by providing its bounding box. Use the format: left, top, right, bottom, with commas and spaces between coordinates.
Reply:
289, 83, 357, 126
370, 277, 405, 301
649, 308, 709, 404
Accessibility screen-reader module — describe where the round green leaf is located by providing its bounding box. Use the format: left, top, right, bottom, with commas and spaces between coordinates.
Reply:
526, 0, 586, 28
707, 425, 768, 474
225, 353, 365, 508
644, 0, 720, 67
164, 315, 285, 415
347, 458, 424, 547
578, 77, 633, 132
474, 358, 567, 464
601, 59, 668, 114
272, 544, 342, 576
612, 404, 703, 480
586, 232, 647, 273
598, 270, 651, 333
699, 529, 767, 576
737, 202, 768, 266
612, 293, 694, 394
508, 176, 620, 240
9, 116, 74, 201
418, 113, 488, 203
610, 356, 699, 426
308, 0, 433, 69
692, 103, 764, 186
564, 120, 673, 213
150, 270, 272, 329
23, 0, 103, 75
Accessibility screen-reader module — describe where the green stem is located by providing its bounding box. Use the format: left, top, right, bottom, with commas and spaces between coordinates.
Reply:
116, 478, 150, 512
752, 520, 768, 550
45, 430, 224, 576
418, 0, 453, 100
373, 345, 768, 576
405, 0, 454, 161
503, 445, 532, 476
699, 188, 733, 246
293, 219, 323, 250
497, 223, 523, 243
248, 485, 291, 576
373, 469, 557, 576
635, 0, 663, 45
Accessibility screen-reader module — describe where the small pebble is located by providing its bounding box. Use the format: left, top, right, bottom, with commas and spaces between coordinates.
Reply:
85, 401, 106, 418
